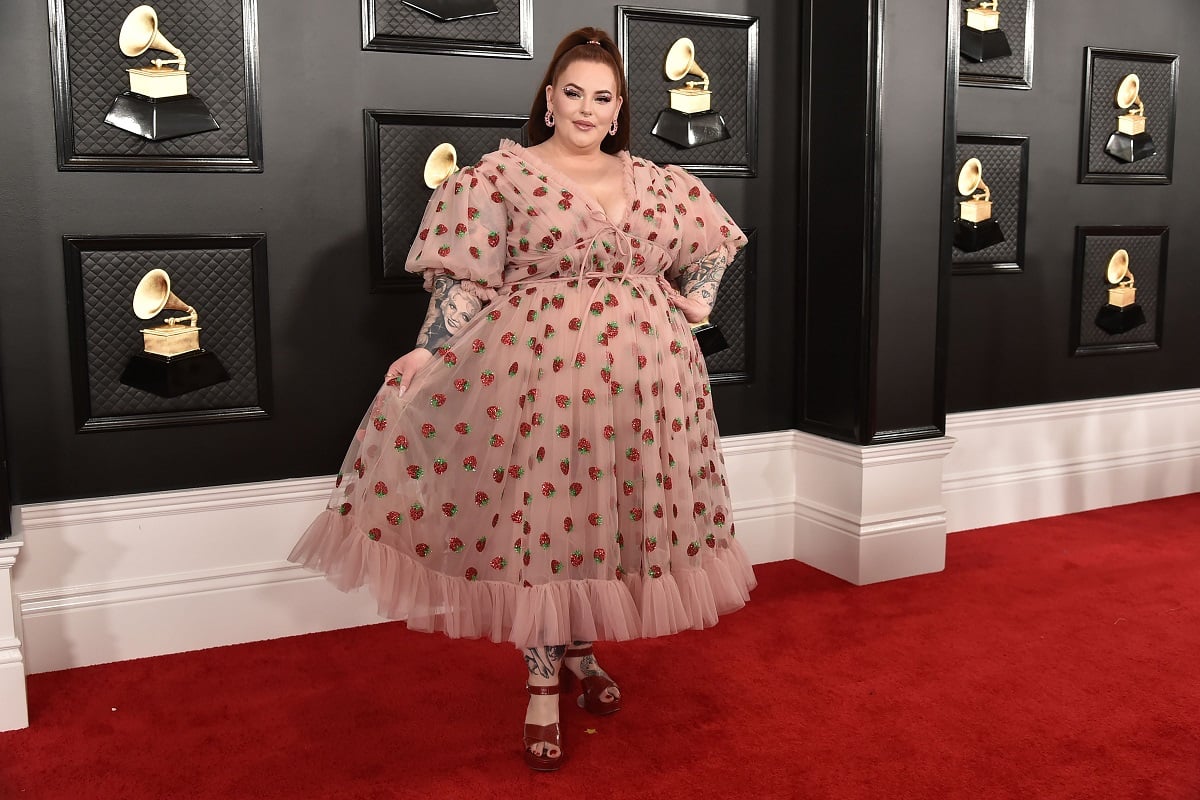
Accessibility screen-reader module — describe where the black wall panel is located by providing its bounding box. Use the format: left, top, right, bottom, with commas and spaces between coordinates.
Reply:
949, 0, 1200, 411
0, 0, 795, 503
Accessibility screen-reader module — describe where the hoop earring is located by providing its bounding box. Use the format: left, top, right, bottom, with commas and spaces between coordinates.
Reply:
609, 119, 619, 136
544, 110, 555, 128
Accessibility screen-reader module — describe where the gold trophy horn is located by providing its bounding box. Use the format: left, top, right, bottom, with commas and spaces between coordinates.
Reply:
956, 157, 993, 223
665, 37, 709, 91
119, 5, 186, 69
133, 268, 197, 326
423, 142, 459, 189
1115, 73, 1144, 117
1105, 249, 1137, 308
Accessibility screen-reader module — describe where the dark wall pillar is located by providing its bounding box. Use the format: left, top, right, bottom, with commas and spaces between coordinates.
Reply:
798, 0, 954, 444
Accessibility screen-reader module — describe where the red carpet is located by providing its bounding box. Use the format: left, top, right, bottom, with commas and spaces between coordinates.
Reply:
2, 494, 1198, 799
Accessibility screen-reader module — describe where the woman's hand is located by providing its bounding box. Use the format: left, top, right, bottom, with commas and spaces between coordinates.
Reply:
670, 293, 712, 325
384, 348, 434, 397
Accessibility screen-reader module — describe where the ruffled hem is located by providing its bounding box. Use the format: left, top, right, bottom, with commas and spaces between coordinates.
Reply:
289, 508, 758, 648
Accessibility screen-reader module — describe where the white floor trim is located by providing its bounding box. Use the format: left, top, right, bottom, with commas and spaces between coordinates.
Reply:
4, 388, 1197, 730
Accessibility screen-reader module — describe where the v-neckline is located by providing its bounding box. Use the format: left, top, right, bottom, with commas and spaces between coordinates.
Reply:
505, 141, 634, 228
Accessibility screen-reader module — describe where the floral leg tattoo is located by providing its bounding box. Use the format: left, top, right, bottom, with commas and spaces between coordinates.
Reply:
567, 641, 619, 700
677, 249, 729, 312
415, 273, 483, 354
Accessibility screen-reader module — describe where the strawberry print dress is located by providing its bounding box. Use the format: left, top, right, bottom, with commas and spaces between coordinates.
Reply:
289, 140, 757, 647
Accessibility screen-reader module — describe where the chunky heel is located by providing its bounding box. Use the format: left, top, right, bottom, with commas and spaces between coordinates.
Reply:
522, 682, 564, 771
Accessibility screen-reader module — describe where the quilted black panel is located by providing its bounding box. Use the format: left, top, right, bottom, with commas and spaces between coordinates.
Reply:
959, 0, 1031, 85
367, 112, 526, 290
1083, 54, 1175, 179
1075, 233, 1163, 350
620, 11, 756, 175
952, 139, 1025, 267
704, 229, 755, 382
365, 0, 531, 57
53, 0, 258, 166
77, 244, 264, 418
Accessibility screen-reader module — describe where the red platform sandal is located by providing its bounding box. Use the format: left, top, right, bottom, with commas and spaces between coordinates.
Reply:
523, 682, 564, 771
564, 645, 621, 716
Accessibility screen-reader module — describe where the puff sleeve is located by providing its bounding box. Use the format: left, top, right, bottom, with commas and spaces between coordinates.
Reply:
404, 163, 509, 304
663, 165, 748, 279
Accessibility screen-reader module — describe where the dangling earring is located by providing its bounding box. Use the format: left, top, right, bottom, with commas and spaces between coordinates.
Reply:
544, 109, 555, 128
609, 118, 618, 136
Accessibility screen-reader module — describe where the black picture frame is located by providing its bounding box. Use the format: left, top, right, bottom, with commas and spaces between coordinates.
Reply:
364, 110, 528, 292
362, 0, 532, 58
616, 6, 759, 177
48, 0, 263, 172
1079, 47, 1178, 185
0, 362, 10, 539
1070, 226, 1168, 357
704, 228, 757, 385
957, 0, 1035, 90
952, 133, 1028, 274
63, 234, 274, 431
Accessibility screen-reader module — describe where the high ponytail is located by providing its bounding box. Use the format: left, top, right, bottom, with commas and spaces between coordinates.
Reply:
527, 27, 631, 154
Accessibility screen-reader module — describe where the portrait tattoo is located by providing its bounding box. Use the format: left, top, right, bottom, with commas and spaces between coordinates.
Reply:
678, 250, 729, 310
523, 645, 566, 678
415, 274, 483, 354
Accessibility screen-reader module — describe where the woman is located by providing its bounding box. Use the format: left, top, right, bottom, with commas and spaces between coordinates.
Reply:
289, 27, 756, 771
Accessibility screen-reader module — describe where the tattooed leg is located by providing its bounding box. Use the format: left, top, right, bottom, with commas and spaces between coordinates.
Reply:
522, 645, 565, 758
565, 641, 620, 703
415, 273, 483, 353
676, 249, 729, 317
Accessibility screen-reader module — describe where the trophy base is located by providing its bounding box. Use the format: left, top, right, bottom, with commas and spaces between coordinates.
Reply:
960, 27, 1012, 62
104, 92, 220, 142
691, 322, 729, 357
401, 0, 498, 20
120, 350, 230, 398
651, 108, 731, 149
954, 218, 1005, 252
1095, 303, 1147, 335
1104, 131, 1157, 163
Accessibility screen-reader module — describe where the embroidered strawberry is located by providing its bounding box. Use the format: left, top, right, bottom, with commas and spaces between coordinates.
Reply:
523, 551, 531, 566
489, 433, 505, 448
449, 536, 465, 552
415, 543, 430, 557
488, 231, 500, 248
406, 465, 423, 480
552, 356, 565, 373
552, 560, 563, 574
558, 198, 572, 211
519, 422, 532, 438
419, 228, 430, 241
574, 352, 587, 367
593, 548, 606, 564
453, 378, 471, 393
367, 528, 381, 542
555, 424, 570, 439
559, 457, 570, 475
518, 237, 530, 253
338, 502, 352, 516
387, 510, 402, 526
480, 370, 495, 386
622, 480, 635, 497
560, 255, 573, 270
544, 323, 556, 339
540, 481, 556, 498
569, 317, 582, 332
589, 301, 604, 316
492, 468, 505, 483
672, 417, 683, 432
443, 351, 457, 366
508, 464, 525, 479
713, 511, 727, 526
603, 425, 616, 440
536, 446, 546, 462
438, 502, 455, 518
629, 507, 643, 522
465, 566, 479, 581
588, 466, 604, 481
625, 447, 640, 462
508, 361, 519, 377
476, 536, 488, 552
567, 481, 582, 497
532, 185, 548, 197
653, 503, 664, 518
430, 393, 447, 408
433, 459, 448, 475
538, 531, 552, 550
664, 476, 673, 490
670, 340, 682, 355
490, 556, 507, 570
706, 533, 716, 548
648, 565, 662, 578
373, 415, 387, 431
570, 550, 584, 567
434, 222, 448, 235
437, 245, 451, 257
455, 222, 468, 238
587, 512, 603, 527
490, 190, 504, 204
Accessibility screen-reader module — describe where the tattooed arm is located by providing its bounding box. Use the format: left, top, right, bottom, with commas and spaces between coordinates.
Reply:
672, 248, 729, 324
415, 273, 484, 354
384, 273, 484, 394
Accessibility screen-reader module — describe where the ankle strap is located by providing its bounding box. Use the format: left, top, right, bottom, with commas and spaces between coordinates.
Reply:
526, 683, 560, 695
565, 645, 594, 658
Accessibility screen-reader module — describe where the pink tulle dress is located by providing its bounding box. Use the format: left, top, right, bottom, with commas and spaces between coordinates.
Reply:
289, 140, 757, 647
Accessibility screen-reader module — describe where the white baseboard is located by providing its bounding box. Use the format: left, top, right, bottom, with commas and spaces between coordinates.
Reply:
5, 388, 1196, 730
944, 388, 1200, 531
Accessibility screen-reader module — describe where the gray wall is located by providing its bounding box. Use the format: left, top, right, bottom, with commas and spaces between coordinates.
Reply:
949, 0, 1200, 411
0, 0, 796, 503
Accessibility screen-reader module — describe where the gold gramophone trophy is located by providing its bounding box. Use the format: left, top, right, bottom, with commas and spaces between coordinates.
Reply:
119, 269, 229, 397
960, 0, 1012, 62
953, 157, 1005, 252
651, 37, 730, 149
401, 0, 498, 21
423, 142, 460, 188
1094, 249, 1147, 334
1104, 74, 1157, 163
103, 5, 219, 141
